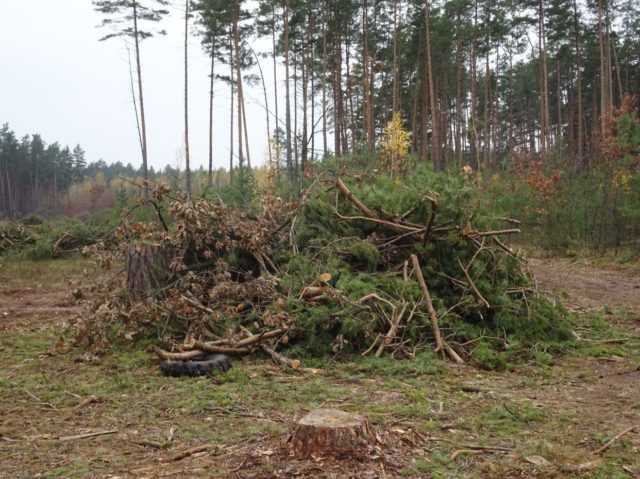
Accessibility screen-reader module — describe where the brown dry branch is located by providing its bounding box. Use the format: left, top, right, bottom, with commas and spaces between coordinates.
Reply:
163, 444, 212, 462
410, 254, 444, 354
456, 257, 491, 309
375, 302, 408, 358
422, 194, 438, 243
410, 254, 464, 364
594, 425, 637, 454
336, 178, 377, 218
58, 430, 118, 442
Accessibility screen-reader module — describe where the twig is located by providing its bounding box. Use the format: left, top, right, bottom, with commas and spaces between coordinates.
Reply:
451, 449, 483, 460
131, 439, 166, 449
474, 229, 521, 237
153, 347, 207, 361
357, 293, 397, 312
192, 343, 251, 355
164, 444, 212, 462
58, 430, 118, 442
594, 425, 637, 454
376, 302, 408, 357
422, 195, 438, 243
457, 257, 491, 308
73, 395, 102, 411
261, 343, 297, 368
335, 211, 422, 235
362, 334, 382, 356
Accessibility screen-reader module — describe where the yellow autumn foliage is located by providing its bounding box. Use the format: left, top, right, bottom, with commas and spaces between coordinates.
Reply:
380, 112, 411, 174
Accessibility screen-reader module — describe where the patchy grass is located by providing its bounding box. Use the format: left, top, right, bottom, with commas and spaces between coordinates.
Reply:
0, 257, 638, 477
0, 256, 92, 287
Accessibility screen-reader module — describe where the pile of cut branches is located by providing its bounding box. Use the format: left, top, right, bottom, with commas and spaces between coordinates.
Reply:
0, 223, 35, 254
74, 167, 571, 368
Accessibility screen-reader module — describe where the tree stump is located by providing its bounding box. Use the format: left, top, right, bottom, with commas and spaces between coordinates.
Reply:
126, 243, 171, 301
288, 409, 378, 459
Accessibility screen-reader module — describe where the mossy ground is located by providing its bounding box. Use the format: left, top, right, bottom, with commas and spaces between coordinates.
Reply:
0, 258, 638, 478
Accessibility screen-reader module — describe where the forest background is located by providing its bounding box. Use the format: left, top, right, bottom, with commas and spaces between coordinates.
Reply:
1, 0, 639, 255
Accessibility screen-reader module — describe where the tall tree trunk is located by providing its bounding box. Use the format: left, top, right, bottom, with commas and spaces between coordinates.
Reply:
508, 53, 515, 154
455, 11, 463, 165
597, 0, 609, 134
232, 0, 244, 169
302, 11, 311, 170
332, 10, 348, 157
573, 0, 584, 163
538, 0, 548, 155
362, 0, 373, 151
272, 3, 279, 142
184, 0, 191, 196
556, 61, 562, 145
294, 50, 299, 175
208, 39, 215, 187
284, 0, 293, 178
346, 33, 357, 154
425, 0, 440, 170
322, 7, 328, 158
310, 22, 316, 162
469, 0, 479, 169
229, 37, 235, 182
252, 48, 272, 169
132, 1, 149, 194
392, 0, 400, 114
367, 1, 376, 151
242, 93, 251, 169
483, 40, 490, 168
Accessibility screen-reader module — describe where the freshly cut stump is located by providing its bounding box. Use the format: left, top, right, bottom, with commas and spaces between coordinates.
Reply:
289, 409, 378, 459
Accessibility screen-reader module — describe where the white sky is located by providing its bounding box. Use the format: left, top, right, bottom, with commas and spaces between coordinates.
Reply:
0, 1, 274, 172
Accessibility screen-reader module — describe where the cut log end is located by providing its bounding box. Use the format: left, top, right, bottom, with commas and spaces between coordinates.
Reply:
288, 409, 378, 459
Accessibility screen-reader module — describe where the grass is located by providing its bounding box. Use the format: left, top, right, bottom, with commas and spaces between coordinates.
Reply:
1, 257, 638, 477
0, 255, 93, 287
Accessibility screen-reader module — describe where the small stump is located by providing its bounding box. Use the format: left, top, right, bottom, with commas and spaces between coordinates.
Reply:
289, 409, 378, 459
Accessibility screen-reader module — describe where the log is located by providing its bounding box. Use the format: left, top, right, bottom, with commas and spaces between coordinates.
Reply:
126, 243, 172, 301
288, 409, 378, 459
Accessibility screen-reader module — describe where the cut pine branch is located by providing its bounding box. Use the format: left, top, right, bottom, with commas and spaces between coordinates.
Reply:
411, 254, 463, 364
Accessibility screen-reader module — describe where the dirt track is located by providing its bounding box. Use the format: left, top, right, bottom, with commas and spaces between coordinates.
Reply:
529, 258, 640, 314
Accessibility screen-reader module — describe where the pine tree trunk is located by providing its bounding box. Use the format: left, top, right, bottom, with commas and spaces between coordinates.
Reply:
392, 0, 400, 114
425, 0, 440, 170
233, 0, 244, 169
455, 12, 463, 165
184, 0, 191, 196
229, 36, 235, 182
469, 0, 479, 170
284, 0, 293, 177
242, 91, 251, 169
573, 0, 584, 164
302, 12, 311, 170
322, 7, 328, 158
132, 1, 149, 194
208, 42, 215, 188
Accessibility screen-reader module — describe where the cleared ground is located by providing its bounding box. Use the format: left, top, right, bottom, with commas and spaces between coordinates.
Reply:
0, 257, 638, 478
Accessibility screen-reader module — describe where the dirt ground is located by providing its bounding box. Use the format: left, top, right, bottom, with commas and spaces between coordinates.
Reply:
529, 258, 640, 315
0, 258, 638, 478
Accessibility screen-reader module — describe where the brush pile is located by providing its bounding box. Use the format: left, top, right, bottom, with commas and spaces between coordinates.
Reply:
0, 223, 35, 254
74, 167, 571, 368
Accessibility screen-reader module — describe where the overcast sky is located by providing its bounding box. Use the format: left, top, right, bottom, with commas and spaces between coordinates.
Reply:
0, 1, 272, 172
